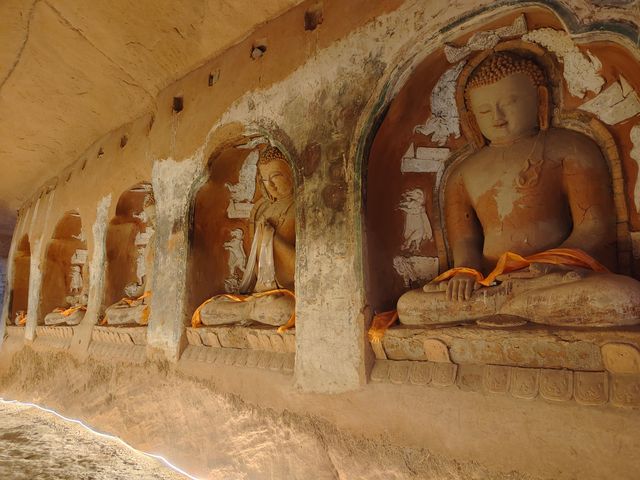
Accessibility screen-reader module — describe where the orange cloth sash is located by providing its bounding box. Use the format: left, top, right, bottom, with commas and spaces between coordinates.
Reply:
191, 289, 295, 334
53, 305, 87, 317
16, 312, 27, 326
367, 248, 607, 343
100, 291, 151, 326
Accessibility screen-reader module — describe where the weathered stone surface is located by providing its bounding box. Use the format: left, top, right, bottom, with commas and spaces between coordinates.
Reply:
431, 362, 457, 387
611, 375, 640, 407
510, 368, 540, 400
408, 362, 432, 386
539, 370, 573, 402
601, 343, 640, 374
457, 364, 484, 392
574, 371, 609, 406
423, 338, 451, 363
483, 365, 511, 394
370, 361, 391, 383
389, 361, 410, 385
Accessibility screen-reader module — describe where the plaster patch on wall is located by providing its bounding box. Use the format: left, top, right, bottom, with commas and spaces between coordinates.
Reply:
414, 61, 466, 146
226, 149, 259, 219
393, 255, 439, 288
523, 28, 604, 98
630, 124, 640, 214
444, 14, 528, 63
398, 189, 433, 253
579, 76, 640, 125
223, 228, 247, 293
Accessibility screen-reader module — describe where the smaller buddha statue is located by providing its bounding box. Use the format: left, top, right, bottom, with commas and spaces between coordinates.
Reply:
194, 146, 296, 329
44, 265, 87, 326
14, 310, 27, 326
103, 193, 156, 326
397, 52, 640, 328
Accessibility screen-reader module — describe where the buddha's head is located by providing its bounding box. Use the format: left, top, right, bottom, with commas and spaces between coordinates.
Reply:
257, 146, 294, 201
465, 52, 549, 146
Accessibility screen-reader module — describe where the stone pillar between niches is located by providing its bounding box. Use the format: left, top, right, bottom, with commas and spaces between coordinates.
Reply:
70, 195, 111, 357
24, 239, 43, 342
294, 151, 367, 393
147, 157, 203, 362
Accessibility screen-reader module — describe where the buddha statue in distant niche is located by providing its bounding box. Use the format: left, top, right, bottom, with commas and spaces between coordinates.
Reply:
103, 192, 156, 326
195, 146, 295, 328
398, 52, 640, 327
44, 265, 88, 326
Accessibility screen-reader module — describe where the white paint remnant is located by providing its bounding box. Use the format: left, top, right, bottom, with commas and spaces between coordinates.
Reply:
223, 228, 247, 293
414, 61, 466, 146
393, 256, 439, 288
71, 249, 88, 265
630, 124, 640, 214
88, 195, 112, 312
523, 28, 604, 98
579, 76, 640, 125
226, 149, 259, 219
398, 189, 433, 253
401, 143, 450, 186
444, 14, 528, 63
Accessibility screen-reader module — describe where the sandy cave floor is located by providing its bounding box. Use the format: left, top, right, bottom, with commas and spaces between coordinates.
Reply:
0, 346, 541, 480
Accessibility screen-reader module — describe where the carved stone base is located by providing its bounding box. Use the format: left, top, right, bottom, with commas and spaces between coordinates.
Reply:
182, 326, 295, 374
371, 359, 640, 408
33, 326, 75, 351
87, 326, 147, 364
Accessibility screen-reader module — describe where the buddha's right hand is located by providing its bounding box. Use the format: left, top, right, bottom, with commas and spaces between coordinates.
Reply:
446, 272, 480, 302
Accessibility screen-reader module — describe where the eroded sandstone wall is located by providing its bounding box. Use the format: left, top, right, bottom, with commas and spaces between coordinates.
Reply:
2, 1, 640, 479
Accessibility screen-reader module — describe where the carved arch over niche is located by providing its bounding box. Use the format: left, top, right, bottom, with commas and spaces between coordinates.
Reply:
363, 4, 640, 312
185, 132, 297, 324
9, 234, 30, 324
39, 211, 87, 323
103, 182, 155, 310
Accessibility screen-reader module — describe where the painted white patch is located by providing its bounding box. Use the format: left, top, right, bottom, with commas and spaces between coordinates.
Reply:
444, 14, 528, 63
223, 228, 247, 293
226, 150, 259, 219
398, 189, 433, 253
401, 143, 449, 186
523, 28, 604, 98
71, 249, 88, 265
393, 256, 439, 288
414, 61, 466, 146
88, 194, 112, 311
630, 124, 640, 214
579, 76, 640, 125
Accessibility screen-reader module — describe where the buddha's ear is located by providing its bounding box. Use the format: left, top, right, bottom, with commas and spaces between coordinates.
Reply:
463, 111, 485, 149
537, 85, 550, 131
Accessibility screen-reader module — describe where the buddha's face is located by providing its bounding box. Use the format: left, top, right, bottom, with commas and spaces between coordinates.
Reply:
468, 72, 539, 144
259, 160, 293, 200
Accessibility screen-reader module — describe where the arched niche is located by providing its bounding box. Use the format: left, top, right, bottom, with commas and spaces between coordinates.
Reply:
186, 138, 296, 322
363, 6, 640, 313
103, 183, 155, 309
39, 211, 88, 323
9, 235, 30, 325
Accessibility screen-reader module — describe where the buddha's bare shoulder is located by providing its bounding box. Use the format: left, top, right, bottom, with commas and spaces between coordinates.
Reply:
545, 127, 605, 167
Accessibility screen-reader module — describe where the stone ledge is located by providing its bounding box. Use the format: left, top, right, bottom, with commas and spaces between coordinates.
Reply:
179, 345, 295, 375
185, 326, 295, 353
379, 325, 640, 371
92, 326, 147, 346
5, 326, 25, 338
88, 342, 147, 364
371, 359, 640, 408
32, 326, 76, 351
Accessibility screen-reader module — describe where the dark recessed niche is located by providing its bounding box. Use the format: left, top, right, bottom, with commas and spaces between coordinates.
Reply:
173, 96, 184, 113
250, 44, 267, 60
120, 135, 128, 148
97, 147, 104, 158
304, 5, 323, 31
66, 172, 72, 183
208, 70, 220, 86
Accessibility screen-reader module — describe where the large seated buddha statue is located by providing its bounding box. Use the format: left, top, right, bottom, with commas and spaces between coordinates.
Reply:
398, 52, 640, 328
103, 192, 156, 326
194, 146, 296, 329
44, 265, 87, 326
